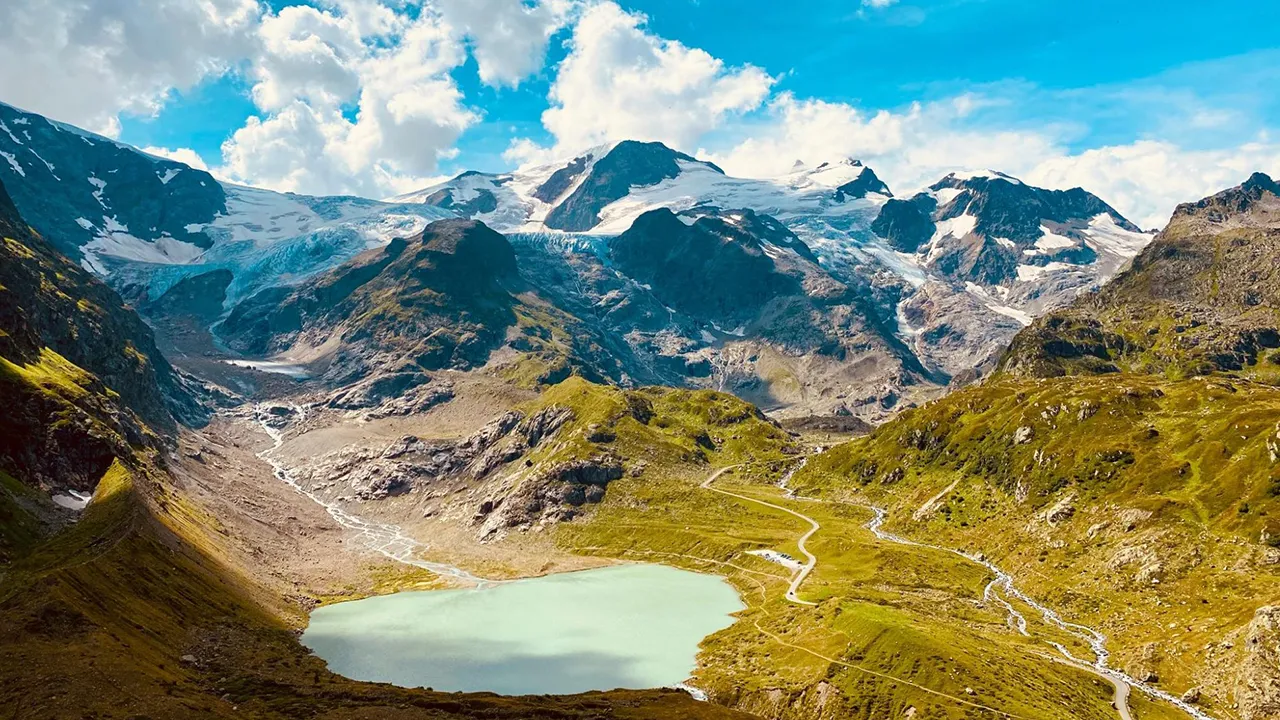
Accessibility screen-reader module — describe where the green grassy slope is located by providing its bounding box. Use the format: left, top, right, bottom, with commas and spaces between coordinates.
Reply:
788, 175, 1280, 719
793, 375, 1278, 714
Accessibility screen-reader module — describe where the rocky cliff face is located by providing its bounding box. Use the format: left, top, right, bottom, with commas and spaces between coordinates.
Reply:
143, 269, 235, 323
1001, 173, 1280, 380
0, 178, 192, 427
608, 208, 810, 322
0, 176, 201, 498
1237, 606, 1280, 720
0, 101, 226, 260
832, 162, 891, 202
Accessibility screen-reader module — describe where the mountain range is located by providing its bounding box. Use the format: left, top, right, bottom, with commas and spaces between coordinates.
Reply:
2, 97, 1277, 720
0, 100, 1152, 421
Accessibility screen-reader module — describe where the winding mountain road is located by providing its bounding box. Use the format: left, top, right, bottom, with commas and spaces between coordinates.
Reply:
701, 465, 820, 606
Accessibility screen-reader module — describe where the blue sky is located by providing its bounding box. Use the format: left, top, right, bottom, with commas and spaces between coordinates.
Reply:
114, 0, 1280, 177
5, 0, 1274, 226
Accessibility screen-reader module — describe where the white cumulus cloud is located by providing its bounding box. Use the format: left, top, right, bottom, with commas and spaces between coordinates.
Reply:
507, 1, 774, 166
219, 3, 478, 198
249, 5, 368, 112
0, 0, 260, 137
437, 0, 574, 88
1025, 138, 1280, 229
142, 146, 212, 171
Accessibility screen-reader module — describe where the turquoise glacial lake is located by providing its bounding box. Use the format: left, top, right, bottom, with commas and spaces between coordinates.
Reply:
301, 564, 745, 695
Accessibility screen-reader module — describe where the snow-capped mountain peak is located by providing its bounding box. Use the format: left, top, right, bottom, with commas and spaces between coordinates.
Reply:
786, 157, 870, 188
391, 140, 896, 237
937, 169, 1025, 186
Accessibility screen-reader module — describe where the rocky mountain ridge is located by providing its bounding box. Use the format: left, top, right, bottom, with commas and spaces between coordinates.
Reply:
1001, 172, 1280, 381
393, 143, 1152, 411
0, 103, 1152, 421
0, 176, 201, 501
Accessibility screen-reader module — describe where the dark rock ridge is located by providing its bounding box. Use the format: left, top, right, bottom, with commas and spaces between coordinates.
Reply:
872, 172, 1140, 286
143, 269, 234, 323
1174, 172, 1280, 222
0, 177, 199, 494
218, 219, 519, 372
1000, 173, 1280, 379
533, 154, 590, 203
833, 162, 892, 202
0, 102, 226, 259
933, 172, 1139, 242
872, 197, 937, 253
545, 141, 724, 231
608, 208, 809, 322
0, 177, 190, 430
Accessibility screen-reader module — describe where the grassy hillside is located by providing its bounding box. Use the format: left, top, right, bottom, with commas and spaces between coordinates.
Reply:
515, 380, 1142, 719
789, 175, 1280, 719
0, 454, 758, 719
793, 375, 1278, 711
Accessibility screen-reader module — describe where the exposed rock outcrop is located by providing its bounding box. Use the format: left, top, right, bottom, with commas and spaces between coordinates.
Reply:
1237, 606, 1280, 720
477, 456, 625, 537
293, 405, 580, 512
1001, 173, 1280, 379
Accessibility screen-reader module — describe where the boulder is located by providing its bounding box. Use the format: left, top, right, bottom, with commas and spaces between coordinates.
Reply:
1043, 494, 1076, 525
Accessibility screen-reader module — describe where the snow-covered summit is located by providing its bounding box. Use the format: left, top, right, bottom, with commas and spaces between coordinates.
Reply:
939, 169, 1024, 185
0, 102, 453, 305
396, 140, 894, 237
